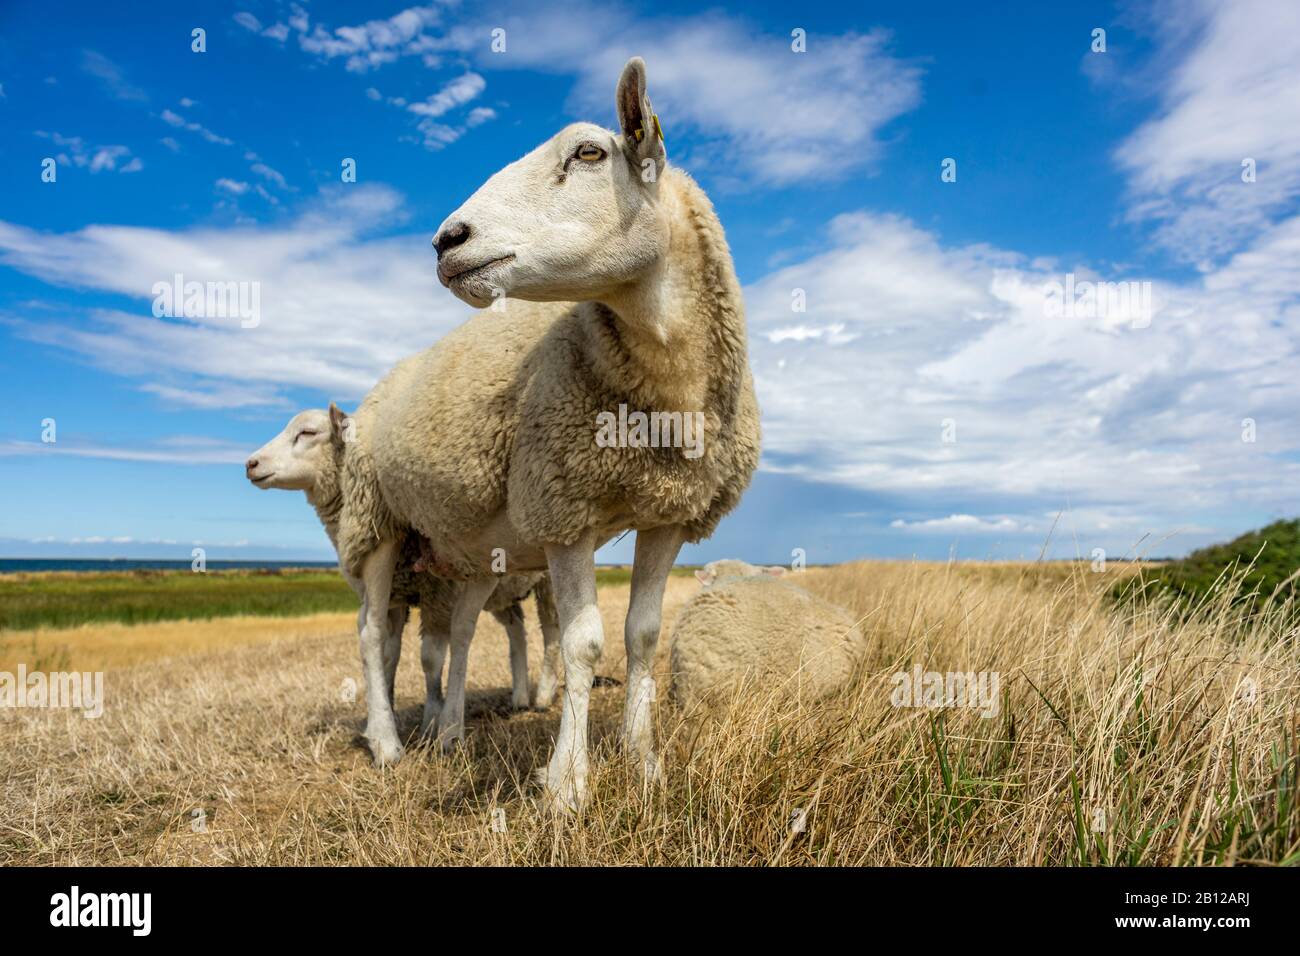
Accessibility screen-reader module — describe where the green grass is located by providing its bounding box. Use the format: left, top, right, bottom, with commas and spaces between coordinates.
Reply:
0, 569, 359, 631
0, 565, 701, 631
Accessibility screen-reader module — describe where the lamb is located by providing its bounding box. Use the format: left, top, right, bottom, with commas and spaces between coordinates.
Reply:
334, 57, 761, 806
244, 407, 563, 736
669, 561, 865, 712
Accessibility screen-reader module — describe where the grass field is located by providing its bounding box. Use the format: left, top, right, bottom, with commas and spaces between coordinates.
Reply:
0, 565, 694, 631
1, 560, 1297, 865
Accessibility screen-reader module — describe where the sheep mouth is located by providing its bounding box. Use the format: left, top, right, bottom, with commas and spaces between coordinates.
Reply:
438, 254, 515, 288
250, 472, 275, 485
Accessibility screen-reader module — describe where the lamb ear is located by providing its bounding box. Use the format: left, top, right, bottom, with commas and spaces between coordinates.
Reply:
694, 568, 714, 585
765, 566, 786, 577
328, 402, 350, 445
616, 56, 665, 173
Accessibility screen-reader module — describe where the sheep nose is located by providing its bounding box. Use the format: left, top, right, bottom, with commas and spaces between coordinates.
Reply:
246, 457, 258, 474
433, 221, 471, 258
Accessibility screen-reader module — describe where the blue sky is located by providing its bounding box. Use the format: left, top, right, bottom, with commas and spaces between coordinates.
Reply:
1, 0, 1298, 564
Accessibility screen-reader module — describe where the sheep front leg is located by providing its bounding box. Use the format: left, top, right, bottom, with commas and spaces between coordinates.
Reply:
539, 534, 601, 812
622, 525, 682, 784
435, 577, 496, 753
418, 610, 448, 739
358, 540, 403, 766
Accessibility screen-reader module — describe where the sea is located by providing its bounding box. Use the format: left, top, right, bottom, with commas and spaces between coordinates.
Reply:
0, 559, 339, 574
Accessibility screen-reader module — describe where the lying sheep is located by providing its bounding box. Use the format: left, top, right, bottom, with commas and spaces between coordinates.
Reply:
669, 560, 864, 711
245, 407, 563, 735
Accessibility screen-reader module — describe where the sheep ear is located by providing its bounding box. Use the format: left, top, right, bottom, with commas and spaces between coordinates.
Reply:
616, 56, 665, 173
765, 566, 786, 577
694, 568, 713, 585
328, 402, 350, 445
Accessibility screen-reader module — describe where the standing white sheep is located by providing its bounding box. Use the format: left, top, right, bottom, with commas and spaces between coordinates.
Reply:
669, 560, 866, 711
244, 408, 563, 736
335, 57, 761, 807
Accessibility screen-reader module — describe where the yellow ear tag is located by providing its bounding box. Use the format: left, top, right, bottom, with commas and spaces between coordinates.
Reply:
634, 115, 664, 144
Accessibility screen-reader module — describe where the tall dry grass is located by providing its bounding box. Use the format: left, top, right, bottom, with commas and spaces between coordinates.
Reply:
1, 561, 1296, 865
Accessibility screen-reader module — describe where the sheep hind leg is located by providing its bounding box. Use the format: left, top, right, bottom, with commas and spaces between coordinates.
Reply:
497, 607, 531, 711
537, 534, 601, 812
532, 580, 563, 709
383, 605, 408, 707
621, 525, 683, 786
418, 610, 448, 740
435, 578, 496, 753
358, 540, 403, 766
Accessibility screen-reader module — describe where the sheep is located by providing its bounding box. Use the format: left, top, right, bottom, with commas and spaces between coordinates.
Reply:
693, 559, 788, 588
244, 407, 563, 739
669, 562, 865, 712
334, 56, 760, 806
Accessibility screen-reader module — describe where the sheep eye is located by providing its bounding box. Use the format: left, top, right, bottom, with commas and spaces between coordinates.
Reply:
575, 143, 605, 162
295, 429, 317, 443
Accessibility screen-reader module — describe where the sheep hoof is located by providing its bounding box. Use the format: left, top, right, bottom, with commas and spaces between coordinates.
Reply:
638, 752, 664, 787
511, 692, 531, 712
533, 764, 586, 814
368, 736, 405, 767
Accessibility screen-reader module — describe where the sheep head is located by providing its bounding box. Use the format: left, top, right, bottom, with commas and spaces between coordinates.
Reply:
245, 408, 338, 492
432, 56, 669, 309
695, 560, 787, 589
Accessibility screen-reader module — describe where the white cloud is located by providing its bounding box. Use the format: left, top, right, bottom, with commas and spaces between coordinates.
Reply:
161, 108, 233, 146
80, 50, 146, 101
364, 74, 492, 149
0, 185, 467, 406
1116, 0, 1300, 265
215, 178, 250, 195
250, 162, 288, 189
890, 515, 1027, 533
465, 7, 921, 185
0, 437, 249, 465
33, 132, 139, 174
268, 4, 917, 182
407, 72, 485, 118
298, 3, 448, 72
233, 12, 262, 33
745, 208, 1300, 542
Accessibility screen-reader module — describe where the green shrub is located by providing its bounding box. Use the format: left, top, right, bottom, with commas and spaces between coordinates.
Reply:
1113, 519, 1300, 614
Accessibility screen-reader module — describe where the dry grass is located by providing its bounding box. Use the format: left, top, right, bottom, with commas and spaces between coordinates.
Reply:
0, 612, 356, 673
2, 561, 1297, 866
